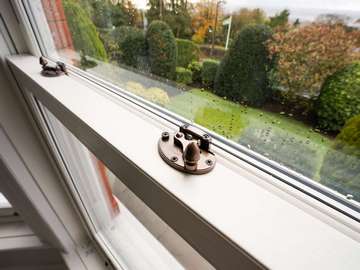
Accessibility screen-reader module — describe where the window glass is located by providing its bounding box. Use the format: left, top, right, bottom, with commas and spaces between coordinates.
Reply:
41, 105, 214, 270
30, 1, 360, 203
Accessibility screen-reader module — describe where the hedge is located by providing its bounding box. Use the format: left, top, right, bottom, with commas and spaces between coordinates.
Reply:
316, 63, 360, 132
112, 26, 146, 68
320, 115, 360, 201
176, 39, 199, 68
188, 61, 202, 83
126, 81, 170, 106
146, 20, 177, 80
214, 24, 273, 106
176, 67, 193, 85
202, 59, 220, 88
63, 0, 107, 61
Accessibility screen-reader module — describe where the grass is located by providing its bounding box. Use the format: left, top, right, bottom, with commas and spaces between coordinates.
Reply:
166, 89, 333, 180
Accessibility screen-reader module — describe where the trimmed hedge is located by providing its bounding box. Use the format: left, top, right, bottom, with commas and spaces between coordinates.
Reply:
316, 63, 360, 132
176, 39, 199, 68
202, 59, 220, 88
146, 20, 177, 80
63, 0, 107, 61
126, 81, 170, 106
176, 67, 193, 85
188, 61, 202, 83
215, 24, 272, 106
112, 26, 146, 68
320, 115, 360, 201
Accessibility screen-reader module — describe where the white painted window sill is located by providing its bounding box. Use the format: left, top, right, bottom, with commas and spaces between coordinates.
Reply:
7, 55, 360, 270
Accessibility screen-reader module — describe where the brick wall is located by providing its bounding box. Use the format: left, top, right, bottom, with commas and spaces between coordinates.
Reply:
41, 0, 74, 50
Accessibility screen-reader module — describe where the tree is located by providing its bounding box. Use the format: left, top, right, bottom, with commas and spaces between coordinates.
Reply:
316, 14, 350, 25
191, 0, 223, 44
267, 9, 289, 28
230, 8, 267, 37
63, 0, 107, 61
146, 20, 177, 79
316, 63, 360, 132
147, 0, 192, 38
215, 24, 273, 106
267, 23, 360, 113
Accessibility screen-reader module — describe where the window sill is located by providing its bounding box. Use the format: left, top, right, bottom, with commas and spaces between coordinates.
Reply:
8, 55, 360, 270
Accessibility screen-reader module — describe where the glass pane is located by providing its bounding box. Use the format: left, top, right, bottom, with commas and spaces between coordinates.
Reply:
30, 1, 359, 203
41, 105, 214, 270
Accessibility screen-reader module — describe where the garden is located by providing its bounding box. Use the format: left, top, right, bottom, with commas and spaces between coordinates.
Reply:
60, 0, 360, 201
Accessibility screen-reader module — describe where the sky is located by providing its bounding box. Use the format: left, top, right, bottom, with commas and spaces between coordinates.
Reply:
132, 0, 360, 21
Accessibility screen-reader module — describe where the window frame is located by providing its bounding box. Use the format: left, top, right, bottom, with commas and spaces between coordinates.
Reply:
6, 1, 360, 269
16, 0, 360, 217
8, 54, 360, 270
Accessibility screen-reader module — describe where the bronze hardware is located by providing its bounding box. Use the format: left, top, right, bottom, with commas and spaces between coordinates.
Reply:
158, 124, 216, 174
39, 56, 68, 77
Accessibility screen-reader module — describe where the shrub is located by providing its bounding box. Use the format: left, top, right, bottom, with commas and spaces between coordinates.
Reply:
112, 26, 146, 68
63, 0, 107, 61
201, 59, 219, 88
320, 115, 360, 201
188, 61, 202, 83
146, 20, 177, 80
126, 81, 170, 106
215, 24, 273, 106
176, 39, 199, 67
267, 23, 360, 112
316, 63, 360, 132
176, 67, 193, 85
198, 44, 226, 59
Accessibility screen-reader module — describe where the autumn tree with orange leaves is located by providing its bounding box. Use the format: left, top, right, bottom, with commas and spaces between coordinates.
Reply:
191, 0, 224, 44
267, 23, 360, 112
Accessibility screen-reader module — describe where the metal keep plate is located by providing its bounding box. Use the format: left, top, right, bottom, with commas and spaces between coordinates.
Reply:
158, 125, 216, 175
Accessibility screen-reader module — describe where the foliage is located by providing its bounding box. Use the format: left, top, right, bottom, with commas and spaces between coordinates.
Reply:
201, 59, 219, 88
176, 67, 193, 85
198, 44, 226, 59
188, 61, 202, 83
191, 0, 224, 44
146, 20, 177, 79
80, 51, 97, 69
176, 39, 199, 67
320, 115, 360, 201
126, 81, 170, 106
316, 13, 351, 25
63, 0, 107, 61
147, 0, 192, 38
112, 26, 146, 67
267, 23, 360, 113
215, 24, 273, 106
267, 9, 290, 28
230, 8, 267, 38
316, 63, 360, 132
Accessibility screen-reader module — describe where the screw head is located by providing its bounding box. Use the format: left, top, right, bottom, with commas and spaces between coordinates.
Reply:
161, 132, 169, 141
171, 156, 178, 162
205, 159, 213, 166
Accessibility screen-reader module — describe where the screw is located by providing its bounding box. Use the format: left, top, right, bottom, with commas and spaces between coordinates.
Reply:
176, 132, 183, 138
203, 134, 210, 139
205, 159, 213, 166
171, 156, 178, 162
161, 132, 169, 141
185, 134, 193, 140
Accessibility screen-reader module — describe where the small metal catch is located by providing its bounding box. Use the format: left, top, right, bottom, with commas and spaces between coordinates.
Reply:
39, 56, 68, 77
158, 124, 216, 174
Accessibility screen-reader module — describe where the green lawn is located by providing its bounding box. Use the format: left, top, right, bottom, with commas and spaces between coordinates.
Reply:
166, 89, 333, 180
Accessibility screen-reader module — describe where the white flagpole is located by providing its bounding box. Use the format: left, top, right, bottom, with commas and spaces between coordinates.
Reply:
225, 16, 232, 50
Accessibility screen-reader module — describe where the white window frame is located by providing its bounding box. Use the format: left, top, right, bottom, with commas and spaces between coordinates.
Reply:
3, 1, 360, 269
